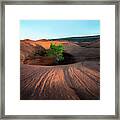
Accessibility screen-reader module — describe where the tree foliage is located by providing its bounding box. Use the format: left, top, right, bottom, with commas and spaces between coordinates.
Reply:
46, 43, 64, 61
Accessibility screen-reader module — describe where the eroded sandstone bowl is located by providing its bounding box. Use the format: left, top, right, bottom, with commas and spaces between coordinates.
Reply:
23, 56, 56, 66
20, 40, 100, 100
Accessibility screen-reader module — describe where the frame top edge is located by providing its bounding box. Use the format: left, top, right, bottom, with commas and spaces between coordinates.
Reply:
1, 0, 119, 5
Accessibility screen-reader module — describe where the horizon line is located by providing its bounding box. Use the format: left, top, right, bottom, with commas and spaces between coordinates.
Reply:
20, 34, 100, 40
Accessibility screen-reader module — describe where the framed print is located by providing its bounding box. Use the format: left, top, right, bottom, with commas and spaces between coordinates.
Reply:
0, 0, 119, 119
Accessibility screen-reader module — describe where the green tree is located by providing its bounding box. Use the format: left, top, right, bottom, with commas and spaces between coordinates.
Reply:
46, 43, 64, 62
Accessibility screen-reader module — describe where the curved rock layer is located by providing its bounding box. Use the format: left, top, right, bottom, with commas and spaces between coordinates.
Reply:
20, 61, 100, 100
20, 39, 100, 100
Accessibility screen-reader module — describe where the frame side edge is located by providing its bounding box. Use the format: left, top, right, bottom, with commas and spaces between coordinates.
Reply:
115, 1, 120, 118
1, 1, 5, 119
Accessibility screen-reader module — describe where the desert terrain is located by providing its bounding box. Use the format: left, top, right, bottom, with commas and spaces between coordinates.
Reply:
20, 36, 100, 100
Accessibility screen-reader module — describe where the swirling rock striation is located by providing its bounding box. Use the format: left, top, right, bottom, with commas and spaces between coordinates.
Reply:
20, 39, 100, 100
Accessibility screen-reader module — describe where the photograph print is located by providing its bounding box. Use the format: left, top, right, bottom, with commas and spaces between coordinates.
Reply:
20, 20, 100, 100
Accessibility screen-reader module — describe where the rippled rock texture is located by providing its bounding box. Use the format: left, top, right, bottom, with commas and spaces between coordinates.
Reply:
20, 39, 100, 100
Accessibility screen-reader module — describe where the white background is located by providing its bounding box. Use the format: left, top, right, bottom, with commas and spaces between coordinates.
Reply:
5, 5, 115, 115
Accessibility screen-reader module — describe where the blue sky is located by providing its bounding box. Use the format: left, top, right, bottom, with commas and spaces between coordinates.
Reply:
20, 20, 100, 40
